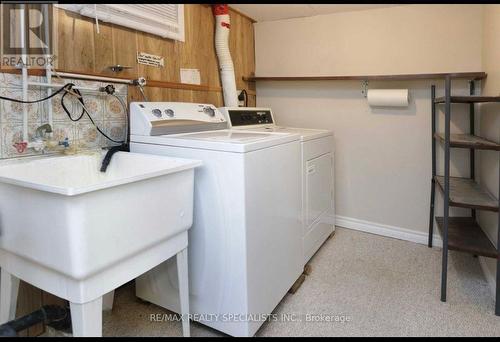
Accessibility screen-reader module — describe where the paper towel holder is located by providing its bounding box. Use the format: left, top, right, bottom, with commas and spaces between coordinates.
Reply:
361, 80, 369, 98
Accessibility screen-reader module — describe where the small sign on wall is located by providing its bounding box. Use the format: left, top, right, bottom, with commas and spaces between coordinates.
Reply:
137, 52, 164, 68
180, 68, 201, 85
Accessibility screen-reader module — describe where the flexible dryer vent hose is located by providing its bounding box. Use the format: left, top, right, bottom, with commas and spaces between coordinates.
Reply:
213, 4, 239, 107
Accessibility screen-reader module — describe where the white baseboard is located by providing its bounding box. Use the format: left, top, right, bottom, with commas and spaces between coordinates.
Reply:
335, 215, 443, 248
478, 256, 496, 297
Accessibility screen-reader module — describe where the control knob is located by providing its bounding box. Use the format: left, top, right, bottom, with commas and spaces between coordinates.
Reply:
203, 106, 215, 117
152, 109, 162, 118
165, 109, 175, 117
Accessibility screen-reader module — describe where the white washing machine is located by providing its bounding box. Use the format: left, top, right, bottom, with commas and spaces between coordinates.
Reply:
219, 107, 335, 265
129, 102, 303, 337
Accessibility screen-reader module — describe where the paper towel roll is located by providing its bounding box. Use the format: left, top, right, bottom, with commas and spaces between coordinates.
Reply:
367, 89, 409, 107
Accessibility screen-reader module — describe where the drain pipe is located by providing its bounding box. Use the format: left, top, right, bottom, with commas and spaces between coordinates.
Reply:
20, 4, 28, 143
213, 4, 238, 107
42, 4, 53, 129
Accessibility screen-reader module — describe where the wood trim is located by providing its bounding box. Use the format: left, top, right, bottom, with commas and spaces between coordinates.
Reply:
0, 68, 46, 77
244, 72, 487, 82
228, 6, 257, 23
0, 68, 257, 95
144, 80, 220, 92
0, 67, 130, 80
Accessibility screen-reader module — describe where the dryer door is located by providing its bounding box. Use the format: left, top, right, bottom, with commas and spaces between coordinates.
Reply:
305, 152, 333, 227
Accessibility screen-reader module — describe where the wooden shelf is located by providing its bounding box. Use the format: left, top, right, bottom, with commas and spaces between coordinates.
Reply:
243, 72, 487, 82
434, 133, 500, 151
434, 96, 500, 104
434, 176, 499, 212
436, 217, 497, 259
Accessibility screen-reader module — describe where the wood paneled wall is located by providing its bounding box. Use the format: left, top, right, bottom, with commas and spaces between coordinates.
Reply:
11, 4, 256, 336
56, 4, 256, 106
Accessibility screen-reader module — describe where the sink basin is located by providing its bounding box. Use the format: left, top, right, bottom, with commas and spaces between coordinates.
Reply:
0, 151, 201, 280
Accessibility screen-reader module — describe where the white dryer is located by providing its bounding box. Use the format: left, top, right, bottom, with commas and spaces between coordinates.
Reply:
220, 107, 335, 265
129, 102, 302, 337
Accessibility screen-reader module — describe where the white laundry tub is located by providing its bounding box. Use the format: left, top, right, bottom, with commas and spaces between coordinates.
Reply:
0, 151, 201, 280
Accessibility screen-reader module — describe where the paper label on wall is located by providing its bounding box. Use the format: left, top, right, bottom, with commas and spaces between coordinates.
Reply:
180, 68, 201, 85
137, 52, 164, 68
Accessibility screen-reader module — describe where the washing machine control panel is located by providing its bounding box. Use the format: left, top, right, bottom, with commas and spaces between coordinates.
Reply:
219, 107, 274, 128
130, 102, 228, 136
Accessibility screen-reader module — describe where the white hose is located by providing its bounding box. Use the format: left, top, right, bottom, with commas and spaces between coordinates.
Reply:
214, 11, 238, 107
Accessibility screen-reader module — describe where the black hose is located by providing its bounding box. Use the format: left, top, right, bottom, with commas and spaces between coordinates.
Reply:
0, 81, 125, 144
100, 143, 129, 173
61, 87, 85, 122
0, 305, 71, 337
0, 83, 74, 104
61, 88, 125, 144
238, 89, 248, 107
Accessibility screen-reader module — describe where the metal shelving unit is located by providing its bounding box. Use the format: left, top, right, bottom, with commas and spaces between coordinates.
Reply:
428, 76, 500, 316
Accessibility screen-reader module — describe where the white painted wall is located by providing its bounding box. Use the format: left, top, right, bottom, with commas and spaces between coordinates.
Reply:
254, 4, 484, 237
478, 5, 500, 294
255, 4, 482, 76
257, 80, 472, 235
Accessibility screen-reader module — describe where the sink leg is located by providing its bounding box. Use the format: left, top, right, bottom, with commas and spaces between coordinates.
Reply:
70, 297, 103, 337
102, 290, 115, 311
0, 269, 20, 324
176, 248, 190, 337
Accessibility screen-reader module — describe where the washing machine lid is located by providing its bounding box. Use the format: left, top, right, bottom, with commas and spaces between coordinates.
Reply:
236, 126, 332, 142
182, 130, 277, 142
130, 129, 300, 153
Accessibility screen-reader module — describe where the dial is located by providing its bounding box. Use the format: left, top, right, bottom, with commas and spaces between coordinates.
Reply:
165, 109, 175, 117
203, 106, 215, 117
152, 109, 162, 118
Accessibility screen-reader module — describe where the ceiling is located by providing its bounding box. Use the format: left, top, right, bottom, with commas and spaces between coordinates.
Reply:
230, 4, 402, 22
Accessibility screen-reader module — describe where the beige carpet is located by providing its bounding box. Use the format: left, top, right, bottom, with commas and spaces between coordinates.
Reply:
102, 228, 500, 337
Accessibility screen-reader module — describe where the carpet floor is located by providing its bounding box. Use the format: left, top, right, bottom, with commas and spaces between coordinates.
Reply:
101, 228, 500, 337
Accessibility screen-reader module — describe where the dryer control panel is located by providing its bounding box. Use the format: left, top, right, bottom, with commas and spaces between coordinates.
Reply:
219, 107, 274, 128
130, 102, 228, 136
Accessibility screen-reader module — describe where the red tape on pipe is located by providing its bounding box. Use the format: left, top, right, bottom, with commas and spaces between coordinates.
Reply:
213, 4, 228, 16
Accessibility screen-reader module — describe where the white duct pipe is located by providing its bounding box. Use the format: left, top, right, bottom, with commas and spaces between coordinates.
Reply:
213, 5, 238, 107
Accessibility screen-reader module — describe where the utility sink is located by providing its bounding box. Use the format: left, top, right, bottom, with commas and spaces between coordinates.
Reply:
0, 151, 201, 280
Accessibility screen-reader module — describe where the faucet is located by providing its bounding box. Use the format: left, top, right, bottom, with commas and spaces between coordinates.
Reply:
27, 124, 53, 152
35, 124, 53, 140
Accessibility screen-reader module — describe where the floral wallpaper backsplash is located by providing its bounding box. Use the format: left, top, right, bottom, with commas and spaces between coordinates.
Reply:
0, 72, 128, 159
